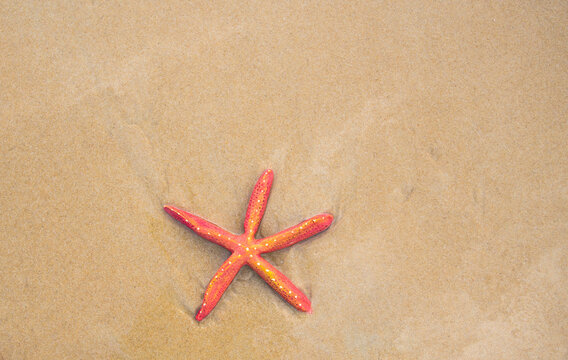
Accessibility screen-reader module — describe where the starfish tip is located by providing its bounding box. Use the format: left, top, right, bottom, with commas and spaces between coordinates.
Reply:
163, 205, 179, 217
322, 213, 334, 225
263, 168, 274, 179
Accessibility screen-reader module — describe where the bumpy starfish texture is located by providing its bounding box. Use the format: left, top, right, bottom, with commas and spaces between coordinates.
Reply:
164, 169, 333, 321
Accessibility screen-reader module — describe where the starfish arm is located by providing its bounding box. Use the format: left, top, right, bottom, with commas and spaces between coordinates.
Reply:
164, 205, 238, 251
257, 213, 333, 253
243, 169, 274, 238
248, 255, 312, 313
196, 253, 246, 321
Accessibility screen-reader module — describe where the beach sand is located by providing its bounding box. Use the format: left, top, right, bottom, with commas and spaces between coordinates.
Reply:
1, 1, 567, 359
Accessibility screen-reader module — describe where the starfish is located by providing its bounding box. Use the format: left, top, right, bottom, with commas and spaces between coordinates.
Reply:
164, 169, 333, 321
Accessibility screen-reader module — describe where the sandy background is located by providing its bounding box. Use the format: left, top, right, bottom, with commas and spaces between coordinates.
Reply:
1, 1, 567, 359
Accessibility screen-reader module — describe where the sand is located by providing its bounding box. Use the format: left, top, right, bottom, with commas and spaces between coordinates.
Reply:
1, 1, 567, 359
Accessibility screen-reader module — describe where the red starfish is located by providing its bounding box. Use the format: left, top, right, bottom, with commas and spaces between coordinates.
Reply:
164, 169, 333, 321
